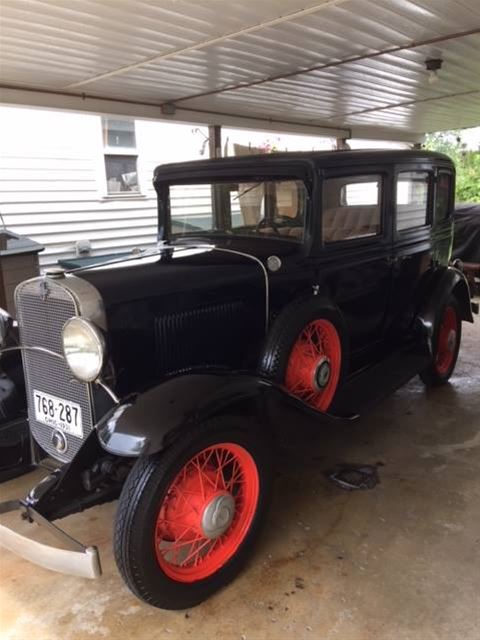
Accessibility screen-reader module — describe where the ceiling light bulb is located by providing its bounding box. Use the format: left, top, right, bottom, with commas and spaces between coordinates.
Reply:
425, 58, 443, 85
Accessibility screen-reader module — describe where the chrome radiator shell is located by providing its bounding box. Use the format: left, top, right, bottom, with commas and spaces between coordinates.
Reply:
15, 275, 105, 463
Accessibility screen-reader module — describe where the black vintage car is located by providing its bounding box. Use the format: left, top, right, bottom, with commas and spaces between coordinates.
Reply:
0, 150, 476, 610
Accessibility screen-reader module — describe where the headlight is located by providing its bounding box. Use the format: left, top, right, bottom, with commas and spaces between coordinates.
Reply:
62, 317, 105, 382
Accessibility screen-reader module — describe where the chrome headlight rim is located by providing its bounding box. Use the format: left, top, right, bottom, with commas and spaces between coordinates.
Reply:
62, 316, 106, 382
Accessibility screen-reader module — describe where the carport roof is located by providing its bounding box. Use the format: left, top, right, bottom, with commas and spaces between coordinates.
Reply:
1, 0, 479, 142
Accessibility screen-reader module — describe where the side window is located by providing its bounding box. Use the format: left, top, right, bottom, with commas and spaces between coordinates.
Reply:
396, 171, 430, 231
323, 175, 382, 243
435, 172, 453, 221
169, 184, 214, 233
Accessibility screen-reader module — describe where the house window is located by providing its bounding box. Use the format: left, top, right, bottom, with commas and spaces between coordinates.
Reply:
102, 117, 139, 194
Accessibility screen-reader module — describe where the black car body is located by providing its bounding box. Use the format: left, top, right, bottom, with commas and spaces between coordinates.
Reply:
0, 149, 476, 609
453, 202, 480, 294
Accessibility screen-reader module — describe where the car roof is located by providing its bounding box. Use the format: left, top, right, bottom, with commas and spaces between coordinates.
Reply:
154, 149, 453, 181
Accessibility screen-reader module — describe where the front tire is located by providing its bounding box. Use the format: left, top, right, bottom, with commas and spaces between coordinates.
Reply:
420, 295, 462, 386
114, 418, 272, 609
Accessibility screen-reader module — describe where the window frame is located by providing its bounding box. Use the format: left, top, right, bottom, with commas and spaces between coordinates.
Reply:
434, 169, 454, 223
101, 117, 142, 197
394, 166, 434, 236
319, 168, 388, 249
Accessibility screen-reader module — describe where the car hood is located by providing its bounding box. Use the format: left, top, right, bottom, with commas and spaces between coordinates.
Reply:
77, 243, 268, 308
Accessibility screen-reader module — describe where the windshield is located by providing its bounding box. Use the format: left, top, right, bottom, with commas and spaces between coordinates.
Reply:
167, 179, 307, 242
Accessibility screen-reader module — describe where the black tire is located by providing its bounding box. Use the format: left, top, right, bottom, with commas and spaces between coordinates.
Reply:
420, 294, 462, 386
260, 297, 347, 412
114, 417, 272, 610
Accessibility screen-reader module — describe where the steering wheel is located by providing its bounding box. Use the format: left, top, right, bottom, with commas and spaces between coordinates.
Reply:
256, 217, 280, 234
274, 214, 300, 227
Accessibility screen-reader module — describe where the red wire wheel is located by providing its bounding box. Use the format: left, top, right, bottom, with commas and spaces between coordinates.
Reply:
435, 305, 459, 375
154, 443, 259, 582
285, 319, 342, 411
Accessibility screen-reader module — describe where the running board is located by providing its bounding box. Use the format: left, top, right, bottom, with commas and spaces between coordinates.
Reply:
331, 348, 430, 417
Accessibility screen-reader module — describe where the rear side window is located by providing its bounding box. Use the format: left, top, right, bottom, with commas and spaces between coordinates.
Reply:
323, 175, 382, 243
435, 172, 453, 221
396, 171, 430, 231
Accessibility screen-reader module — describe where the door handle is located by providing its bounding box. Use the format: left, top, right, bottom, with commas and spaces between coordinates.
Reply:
387, 254, 412, 266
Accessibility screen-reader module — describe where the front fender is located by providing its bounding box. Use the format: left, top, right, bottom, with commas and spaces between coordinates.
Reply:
97, 371, 348, 457
0, 312, 30, 482
416, 266, 474, 352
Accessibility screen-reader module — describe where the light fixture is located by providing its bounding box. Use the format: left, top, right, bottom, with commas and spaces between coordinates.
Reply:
425, 58, 443, 85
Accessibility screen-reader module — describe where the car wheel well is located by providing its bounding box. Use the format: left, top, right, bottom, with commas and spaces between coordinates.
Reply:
259, 295, 349, 412
451, 279, 473, 322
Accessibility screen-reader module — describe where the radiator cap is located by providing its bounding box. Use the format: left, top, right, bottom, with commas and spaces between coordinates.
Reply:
45, 267, 66, 279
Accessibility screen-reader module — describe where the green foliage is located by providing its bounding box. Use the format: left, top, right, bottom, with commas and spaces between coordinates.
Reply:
424, 130, 480, 203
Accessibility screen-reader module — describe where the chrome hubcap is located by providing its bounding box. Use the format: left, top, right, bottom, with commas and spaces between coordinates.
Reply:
314, 357, 331, 389
201, 493, 235, 539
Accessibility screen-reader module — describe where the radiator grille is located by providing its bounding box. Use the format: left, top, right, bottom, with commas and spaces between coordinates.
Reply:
155, 300, 247, 375
15, 278, 94, 463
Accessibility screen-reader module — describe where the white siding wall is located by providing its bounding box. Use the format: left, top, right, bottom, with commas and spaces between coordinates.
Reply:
0, 107, 342, 269
0, 107, 208, 267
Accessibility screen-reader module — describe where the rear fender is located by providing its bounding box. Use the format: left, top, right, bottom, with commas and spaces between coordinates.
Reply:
97, 371, 348, 457
416, 267, 474, 353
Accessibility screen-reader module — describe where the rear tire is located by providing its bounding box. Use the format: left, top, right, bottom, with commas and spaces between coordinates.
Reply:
420, 295, 462, 386
114, 417, 272, 610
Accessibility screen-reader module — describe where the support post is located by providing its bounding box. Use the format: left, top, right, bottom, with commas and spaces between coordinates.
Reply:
335, 137, 351, 150
208, 125, 222, 158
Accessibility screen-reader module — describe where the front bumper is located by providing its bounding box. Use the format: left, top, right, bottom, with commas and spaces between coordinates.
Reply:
0, 498, 101, 579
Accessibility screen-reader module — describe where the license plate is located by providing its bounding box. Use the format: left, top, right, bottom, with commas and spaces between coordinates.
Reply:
33, 390, 83, 438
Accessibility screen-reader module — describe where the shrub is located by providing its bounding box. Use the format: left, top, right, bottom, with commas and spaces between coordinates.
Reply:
424, 131, 480, 203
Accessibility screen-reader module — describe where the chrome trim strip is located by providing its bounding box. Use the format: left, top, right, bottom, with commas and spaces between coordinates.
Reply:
0, 345, 64, 360
0, 346, 120, 405
0, 524, 102, 579
209, 246, 270, 333
96, 379, 120, 404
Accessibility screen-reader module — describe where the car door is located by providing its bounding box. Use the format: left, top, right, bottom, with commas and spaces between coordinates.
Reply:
313, 167, 393, 369
387, 164, 436, 338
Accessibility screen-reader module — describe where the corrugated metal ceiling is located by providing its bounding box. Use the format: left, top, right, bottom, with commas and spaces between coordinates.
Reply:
1, 0, 479, 140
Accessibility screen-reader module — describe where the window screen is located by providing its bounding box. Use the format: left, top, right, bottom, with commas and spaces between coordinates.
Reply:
396, 171, 430, 231
323, 175, 382, 243
104, 155, 139, 193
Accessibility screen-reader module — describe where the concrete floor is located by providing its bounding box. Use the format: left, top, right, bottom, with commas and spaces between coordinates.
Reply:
1, 318, 479, 640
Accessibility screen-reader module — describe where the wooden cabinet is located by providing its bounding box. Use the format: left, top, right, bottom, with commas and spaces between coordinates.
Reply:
0, 232, 43, 317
